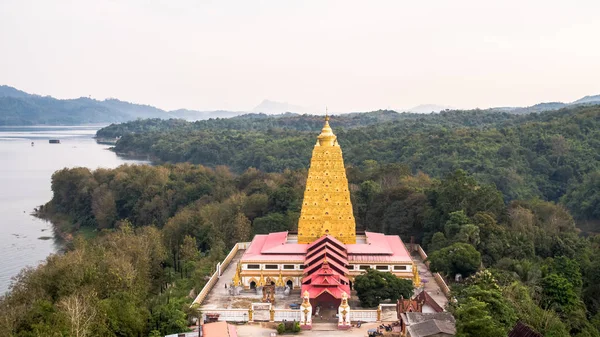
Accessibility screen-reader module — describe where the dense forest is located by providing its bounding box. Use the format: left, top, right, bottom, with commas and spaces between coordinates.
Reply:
100, 106, 600, 229
1, 163, 599, 336
2, 106, 600, 336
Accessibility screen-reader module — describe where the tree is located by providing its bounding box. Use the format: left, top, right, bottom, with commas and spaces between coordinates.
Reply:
428, 242, 481, 278
180, 236, 199, 277
91, 185, 117, 229
252, 213, 291, 234
541, 273, 579, 313
434, 170, 504, 219
232, 212, 252, 244
58, 290, 98, 337
353, 269, 413, 307
563, 170, 600, 222
453, 298, 507, 337
457, 286, 517, 329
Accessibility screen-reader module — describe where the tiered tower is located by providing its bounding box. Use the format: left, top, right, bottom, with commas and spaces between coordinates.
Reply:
297, 116, 356, 244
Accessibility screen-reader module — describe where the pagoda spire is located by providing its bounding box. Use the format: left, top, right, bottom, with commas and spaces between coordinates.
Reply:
297, 116, 356, 244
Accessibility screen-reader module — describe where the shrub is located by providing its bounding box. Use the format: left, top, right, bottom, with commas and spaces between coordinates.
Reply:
277, 323, 285, 334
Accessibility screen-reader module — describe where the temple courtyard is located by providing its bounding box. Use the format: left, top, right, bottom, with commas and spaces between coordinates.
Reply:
200, 246, 448, 318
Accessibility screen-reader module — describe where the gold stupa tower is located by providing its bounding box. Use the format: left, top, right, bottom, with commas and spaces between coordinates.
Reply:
297, 116, 356, 244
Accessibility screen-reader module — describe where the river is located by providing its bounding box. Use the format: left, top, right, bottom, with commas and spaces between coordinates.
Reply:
0, 126, 147, 294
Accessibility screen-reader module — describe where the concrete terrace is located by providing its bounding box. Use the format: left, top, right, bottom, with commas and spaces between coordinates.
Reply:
201, 248, 302, 310
412, 252, 449, 309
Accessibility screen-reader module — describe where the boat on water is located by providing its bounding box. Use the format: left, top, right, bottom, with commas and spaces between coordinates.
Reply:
49, 139, 60, 144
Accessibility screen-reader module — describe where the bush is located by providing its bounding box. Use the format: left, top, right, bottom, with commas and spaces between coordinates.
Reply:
293, 321, 301, 332
277, 323, 285, 334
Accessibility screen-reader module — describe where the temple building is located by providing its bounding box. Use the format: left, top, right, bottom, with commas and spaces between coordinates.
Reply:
233, 116, 417, 308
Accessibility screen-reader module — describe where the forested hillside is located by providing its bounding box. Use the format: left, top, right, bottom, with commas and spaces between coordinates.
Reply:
101, 105, 600, 227
2, 162, 599, 336
2, 105, 600, 336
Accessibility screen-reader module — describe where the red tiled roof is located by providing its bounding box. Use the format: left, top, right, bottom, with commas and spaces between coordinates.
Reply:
306, 241, 347, 260
305, 248, 348, 267
347, 233, 412, 263
304, 255, 348, 276
415, 291, 444, 313
346, 232, 393, 254
241, 231, 412, 264
307, 235, 346, 252
301, 260, 350, 300
202, 321, 238, 337
241, 232, 306, 261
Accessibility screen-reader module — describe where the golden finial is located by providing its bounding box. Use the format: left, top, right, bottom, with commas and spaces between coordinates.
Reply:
325, 106, 329, 121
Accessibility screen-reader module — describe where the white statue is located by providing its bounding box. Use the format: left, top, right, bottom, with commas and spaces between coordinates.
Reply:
337, 291, 351, 329
300, 290, 312, 329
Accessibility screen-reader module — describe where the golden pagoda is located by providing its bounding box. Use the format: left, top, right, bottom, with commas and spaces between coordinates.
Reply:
297, 115, 356, 244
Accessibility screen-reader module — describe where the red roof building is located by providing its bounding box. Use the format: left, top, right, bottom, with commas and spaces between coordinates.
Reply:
301, 236, 351, 303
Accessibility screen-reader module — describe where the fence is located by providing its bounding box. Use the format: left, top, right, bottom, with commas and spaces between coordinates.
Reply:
191, 242, 250, 307
409, 244, 451, 299
417, 245, 430, 267
433, 273, 451, 297
201, 309, 301, 323
202, 309, 249, 322
274, 309, 302, 322
350, 310, 379, 322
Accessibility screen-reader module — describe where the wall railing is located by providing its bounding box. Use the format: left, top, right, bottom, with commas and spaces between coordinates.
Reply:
191, 242, 250, 307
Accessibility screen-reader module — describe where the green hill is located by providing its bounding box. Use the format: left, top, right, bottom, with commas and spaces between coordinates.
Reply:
99, 105, 600, 226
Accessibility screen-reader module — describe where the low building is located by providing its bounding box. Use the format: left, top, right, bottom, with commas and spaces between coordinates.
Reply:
399, 312, 456, 337
236, 231, 414, 292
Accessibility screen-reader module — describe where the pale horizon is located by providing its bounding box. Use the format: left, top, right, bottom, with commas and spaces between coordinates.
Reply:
1, 0, 599, 112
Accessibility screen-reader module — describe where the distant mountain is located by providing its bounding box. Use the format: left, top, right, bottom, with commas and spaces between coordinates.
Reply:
400, 104, 454, 114
0, 85, 30, 98
493, 96, 600, 114
0, 85, 241, 126
503, 102, 567, 114
252, 99, 315, 114
572, 95, 600, 105
169, 109, 244, 120
2, 84, 600, 125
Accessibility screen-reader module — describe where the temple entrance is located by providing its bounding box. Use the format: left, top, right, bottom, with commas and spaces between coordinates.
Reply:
312, 292, 339, 322
286, 280, 293, 289
249, 281, 256, 290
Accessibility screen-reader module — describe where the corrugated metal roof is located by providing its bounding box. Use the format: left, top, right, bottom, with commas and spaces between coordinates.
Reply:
508, 322, 543, 337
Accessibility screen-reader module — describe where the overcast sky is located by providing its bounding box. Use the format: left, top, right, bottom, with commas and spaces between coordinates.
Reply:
1, 0, 599, 112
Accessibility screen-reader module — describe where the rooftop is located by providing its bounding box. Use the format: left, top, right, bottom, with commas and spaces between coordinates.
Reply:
404, 312, 456, 325
241, 231, 412, 263
202, 321, 238, 337
407, 319, 456, 337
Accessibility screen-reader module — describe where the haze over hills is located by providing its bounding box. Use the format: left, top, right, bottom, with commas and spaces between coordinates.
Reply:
252, 99, 318, 114
2, 84, 600, 126
0, 85, 244, 126
401, 104, 455, 113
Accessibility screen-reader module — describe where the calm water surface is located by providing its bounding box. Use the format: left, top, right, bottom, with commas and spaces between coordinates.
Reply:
0, 126, 147, 294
